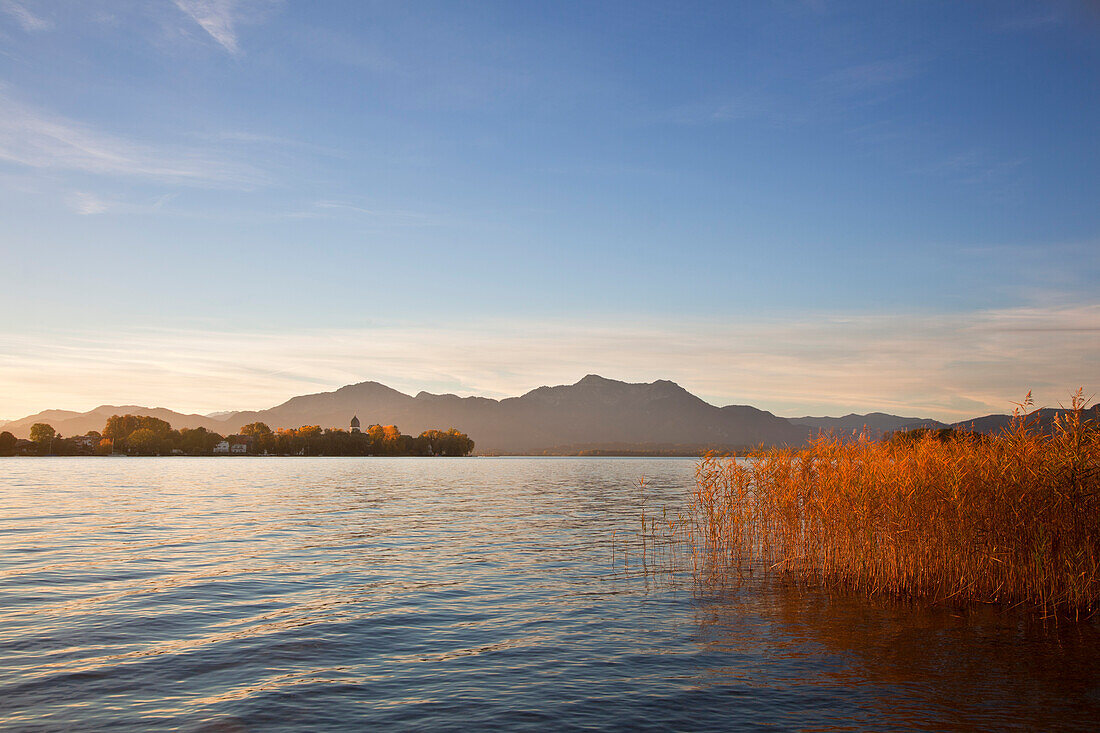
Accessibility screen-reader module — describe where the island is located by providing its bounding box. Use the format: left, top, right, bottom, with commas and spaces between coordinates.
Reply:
0, 414, 474, 457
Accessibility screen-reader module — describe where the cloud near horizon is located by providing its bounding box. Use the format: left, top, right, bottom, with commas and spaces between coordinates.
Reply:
1, 304, 1096, 424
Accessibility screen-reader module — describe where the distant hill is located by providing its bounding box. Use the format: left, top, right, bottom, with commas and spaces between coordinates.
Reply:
951, 405, 1100, 435
2, 406, 226, 440
3, 376, 807, 452
222, 375, 808, 454
5, 378, 1094, 453
793, 412, 948, 441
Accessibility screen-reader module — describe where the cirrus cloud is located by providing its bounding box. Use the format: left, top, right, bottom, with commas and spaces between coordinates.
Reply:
0, 304, 1095, 422
0, 91, 264, 186
173, 0, 280, 55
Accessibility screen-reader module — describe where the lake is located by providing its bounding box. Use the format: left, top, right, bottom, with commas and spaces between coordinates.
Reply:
1, 457, 1098, 731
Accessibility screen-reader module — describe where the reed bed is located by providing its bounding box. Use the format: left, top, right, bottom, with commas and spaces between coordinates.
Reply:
688, 392, 1100, 617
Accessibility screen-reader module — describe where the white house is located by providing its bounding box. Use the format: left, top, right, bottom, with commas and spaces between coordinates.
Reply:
213, 441, 230, 454
230, 443, 248, 454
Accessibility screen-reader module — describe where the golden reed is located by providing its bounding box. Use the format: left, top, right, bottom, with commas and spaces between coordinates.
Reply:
688, 391, 1100, 617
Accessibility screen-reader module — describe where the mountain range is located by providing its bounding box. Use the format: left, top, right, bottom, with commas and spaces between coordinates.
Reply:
790, 413, 949, 440
1, 376, 1090, 454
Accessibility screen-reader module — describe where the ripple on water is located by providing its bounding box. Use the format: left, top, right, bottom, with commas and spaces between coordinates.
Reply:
1, 457, 1098, 731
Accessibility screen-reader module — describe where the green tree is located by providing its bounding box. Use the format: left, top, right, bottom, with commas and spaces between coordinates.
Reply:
180, 427, 224, 455
103, 414, 139, 442
30, 423, 56, 445
103, 414, 171, 441
136, 416, 172, 437
0, 431, 16, 456
102, 414, 174, 453
126, 428, 161, 455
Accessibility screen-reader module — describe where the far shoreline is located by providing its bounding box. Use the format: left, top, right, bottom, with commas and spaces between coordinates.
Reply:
0, 453, 708, 459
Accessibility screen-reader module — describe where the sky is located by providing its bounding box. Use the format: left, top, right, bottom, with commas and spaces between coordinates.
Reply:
0, 0, 1097, 422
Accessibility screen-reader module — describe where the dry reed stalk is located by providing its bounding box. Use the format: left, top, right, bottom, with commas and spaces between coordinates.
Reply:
688, 391, 1100, 616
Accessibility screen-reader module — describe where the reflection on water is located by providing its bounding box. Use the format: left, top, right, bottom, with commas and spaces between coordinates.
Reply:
0, 457, 1097, 731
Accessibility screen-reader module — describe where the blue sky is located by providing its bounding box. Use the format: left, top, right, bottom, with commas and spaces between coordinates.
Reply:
0, 0, 1097, 420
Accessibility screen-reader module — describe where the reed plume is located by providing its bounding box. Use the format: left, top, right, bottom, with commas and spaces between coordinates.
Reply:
689, 390, 1100, 616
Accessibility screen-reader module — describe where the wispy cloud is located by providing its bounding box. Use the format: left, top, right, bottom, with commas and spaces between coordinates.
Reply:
1, 304, 1096, 421
0, 91, 263, 186
658, 93, 781, 126
994, 9, 1064, 32
0, 0, 52, 32
62, 191, 181, 216
823, 57, 924, 97
173, 0, 279, 55
914, 149, 1026, 186
661, 56, 923, 129
68, 191, 109, 215
280, 200, 440, 226
313, 200, 434, 223
175, 0, 241, 53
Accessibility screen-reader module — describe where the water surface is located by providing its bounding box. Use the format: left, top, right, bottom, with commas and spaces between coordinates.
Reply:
1, 457, 1097, 731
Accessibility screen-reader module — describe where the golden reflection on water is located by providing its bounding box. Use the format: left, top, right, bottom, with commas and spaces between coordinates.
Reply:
0, 457, 1098, 731
684, 580, 1100, 730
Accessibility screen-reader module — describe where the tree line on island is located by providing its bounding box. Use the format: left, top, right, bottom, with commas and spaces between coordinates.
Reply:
0, 414, 474, 457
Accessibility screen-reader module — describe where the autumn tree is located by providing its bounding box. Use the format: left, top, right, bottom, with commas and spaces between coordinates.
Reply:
241, 422, 275, 453
103, 415, 138, 441
139, 416, 172, 437
295, 425, 322, 455
417, 428, 475, 456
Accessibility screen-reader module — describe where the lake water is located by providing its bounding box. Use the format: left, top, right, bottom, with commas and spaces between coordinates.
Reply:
1, 457, 1098, 731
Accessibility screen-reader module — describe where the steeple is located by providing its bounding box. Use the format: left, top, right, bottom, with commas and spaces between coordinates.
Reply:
350, 415, 361, 433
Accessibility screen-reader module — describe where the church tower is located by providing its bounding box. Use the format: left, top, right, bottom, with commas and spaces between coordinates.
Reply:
350, 416, 361, 433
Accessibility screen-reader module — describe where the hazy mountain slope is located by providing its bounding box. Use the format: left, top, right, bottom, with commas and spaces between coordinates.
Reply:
793, 412, 948, 440
218, 374, 808, 453
3, 406, 226, 439
951, 405, 1100, 435
12, 378, 1089, 452
223, 381, 420, 432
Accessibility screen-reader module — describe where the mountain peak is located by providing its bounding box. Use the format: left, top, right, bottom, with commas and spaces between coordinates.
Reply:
573, 375, 686, 391
338, 380, 404, 393
576, 374, 615, 386
650, 378, 687, 392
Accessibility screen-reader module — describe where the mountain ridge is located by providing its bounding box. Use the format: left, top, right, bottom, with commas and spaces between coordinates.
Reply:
3, 377, 1086, 453
793, 413, 949, 440
1, 405, 227, 441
